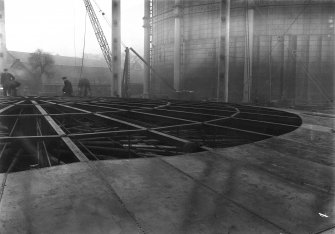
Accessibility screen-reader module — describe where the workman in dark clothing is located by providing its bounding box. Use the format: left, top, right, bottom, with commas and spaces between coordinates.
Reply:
8, 77, 20, 96
62, 77, 73, 96
1, 69, 15, 96
78, 78, 91, 97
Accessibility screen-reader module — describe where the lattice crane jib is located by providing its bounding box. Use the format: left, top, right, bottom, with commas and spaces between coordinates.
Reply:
82, 0, 113, 72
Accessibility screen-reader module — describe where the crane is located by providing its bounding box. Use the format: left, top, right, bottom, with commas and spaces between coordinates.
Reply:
82, 0, 172, 98
82, 0, 113, 72
82, 0, 128, 97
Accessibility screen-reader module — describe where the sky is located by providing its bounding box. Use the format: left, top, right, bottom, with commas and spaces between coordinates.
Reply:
5, 0, 144, 58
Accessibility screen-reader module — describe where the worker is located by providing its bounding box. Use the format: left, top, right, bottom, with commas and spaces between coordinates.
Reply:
8, 76, 20, 97
62, 77, 73, 97
0, 69, 15, 96
78, 77, 91, 97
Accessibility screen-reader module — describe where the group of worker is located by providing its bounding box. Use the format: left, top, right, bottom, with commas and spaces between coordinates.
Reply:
62, 77, 91, 97
0, 69, 20, 96
0, 69, 91, 97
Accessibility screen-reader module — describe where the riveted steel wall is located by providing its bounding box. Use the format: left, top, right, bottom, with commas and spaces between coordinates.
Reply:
151, 0, 334, 105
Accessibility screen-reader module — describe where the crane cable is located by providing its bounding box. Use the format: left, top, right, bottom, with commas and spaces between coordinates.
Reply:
73, 0, 77, 67
79, 12, 88, 79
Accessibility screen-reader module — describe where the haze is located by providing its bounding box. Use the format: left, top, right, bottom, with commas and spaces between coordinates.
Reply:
5, 0, 144, 57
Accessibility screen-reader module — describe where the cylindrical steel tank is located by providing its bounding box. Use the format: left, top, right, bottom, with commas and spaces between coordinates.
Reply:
151, 0, 334, 105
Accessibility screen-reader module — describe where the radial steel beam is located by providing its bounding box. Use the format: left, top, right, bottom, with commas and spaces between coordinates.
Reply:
132, 110, 198, 124
0, 101, 25, 160
69, 129, 146, 139
0, 112, 20, 160
0, 135, 60, 143
41, 101, 198, 152
31, 101, 89, 162
0, 112, 98, 117
70, 102, 126, 111
42, 100, 145, 129
0, 100, 24, 114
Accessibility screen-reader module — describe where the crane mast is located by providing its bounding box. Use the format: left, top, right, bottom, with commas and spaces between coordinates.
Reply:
82, 0, 113, 72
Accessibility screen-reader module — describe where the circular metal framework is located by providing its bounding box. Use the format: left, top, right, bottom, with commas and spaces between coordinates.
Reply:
0, 97, 301, 173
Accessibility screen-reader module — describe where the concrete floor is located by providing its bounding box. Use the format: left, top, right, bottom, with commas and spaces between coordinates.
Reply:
0, 108, 334, 234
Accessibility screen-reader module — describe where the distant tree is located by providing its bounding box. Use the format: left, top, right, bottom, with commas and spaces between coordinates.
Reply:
28, 49, 55, 93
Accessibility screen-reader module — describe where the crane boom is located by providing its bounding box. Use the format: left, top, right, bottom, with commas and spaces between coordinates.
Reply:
82, 0, 113, 72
